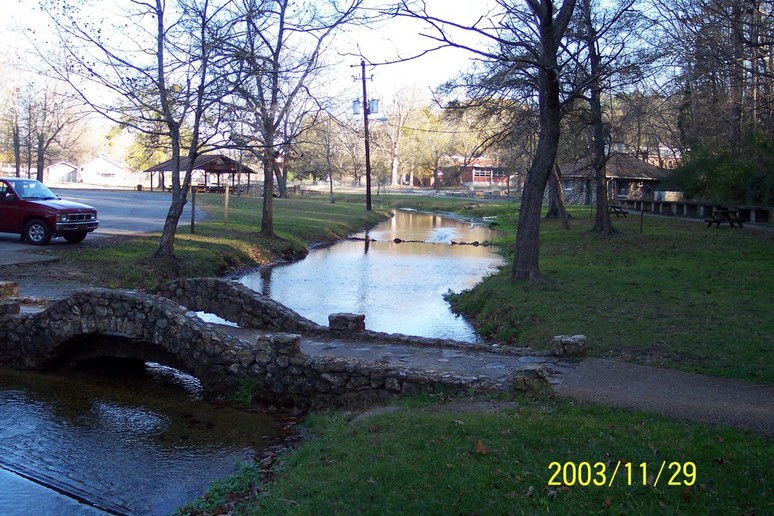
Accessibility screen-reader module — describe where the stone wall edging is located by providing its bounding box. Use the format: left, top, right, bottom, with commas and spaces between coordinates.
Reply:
0, 284, 541, 406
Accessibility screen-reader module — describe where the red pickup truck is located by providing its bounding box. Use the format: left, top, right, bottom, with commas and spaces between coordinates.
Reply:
0, 178, 99, 245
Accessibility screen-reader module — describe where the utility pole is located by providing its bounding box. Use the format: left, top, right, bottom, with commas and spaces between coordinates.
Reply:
353, 59, 373, 211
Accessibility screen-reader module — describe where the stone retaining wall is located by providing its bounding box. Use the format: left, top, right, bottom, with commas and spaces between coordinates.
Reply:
0, 282, 534, 406
157, 278, 327, 335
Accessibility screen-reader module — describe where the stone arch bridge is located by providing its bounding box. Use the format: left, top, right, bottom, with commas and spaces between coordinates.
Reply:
0, 279, 580, 405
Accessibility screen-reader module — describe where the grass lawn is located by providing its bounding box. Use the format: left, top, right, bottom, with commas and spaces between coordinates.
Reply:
180, 392, 772, 515
446, 206, 773, 385
59, 192, 388, 290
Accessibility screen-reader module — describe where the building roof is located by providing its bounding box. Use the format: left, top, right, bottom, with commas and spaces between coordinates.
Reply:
558, 153, 671, 181
144, 154, 258, 175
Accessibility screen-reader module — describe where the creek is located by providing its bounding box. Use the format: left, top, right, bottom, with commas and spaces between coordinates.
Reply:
240, 209, 504, 342
0, 362, 283, 515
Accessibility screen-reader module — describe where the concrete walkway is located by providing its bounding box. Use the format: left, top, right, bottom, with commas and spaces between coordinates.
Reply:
554, 358, 774, 436
223, 325, 773, 435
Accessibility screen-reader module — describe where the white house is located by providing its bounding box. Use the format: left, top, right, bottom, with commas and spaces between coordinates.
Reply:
79, 155, 142, 187
45, 161, 79, 183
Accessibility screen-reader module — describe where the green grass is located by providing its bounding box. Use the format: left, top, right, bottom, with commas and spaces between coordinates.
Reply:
59, 192, 388, 289
179, 393, 773, 515
447, 208, 774, 384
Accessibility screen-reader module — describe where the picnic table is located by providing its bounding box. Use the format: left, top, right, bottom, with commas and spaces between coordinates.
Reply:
705, 207, 745, 227
608, 205, 629, 217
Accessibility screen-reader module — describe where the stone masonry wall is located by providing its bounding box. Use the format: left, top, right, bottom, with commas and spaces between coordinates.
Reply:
0, 282, 522, 405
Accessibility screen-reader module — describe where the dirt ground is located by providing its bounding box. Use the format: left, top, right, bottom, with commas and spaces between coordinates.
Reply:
0, 236, 131, 299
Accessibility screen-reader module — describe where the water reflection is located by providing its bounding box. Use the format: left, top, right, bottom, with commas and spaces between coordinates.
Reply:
0, 359, 282, 515
240, 210, 504, 341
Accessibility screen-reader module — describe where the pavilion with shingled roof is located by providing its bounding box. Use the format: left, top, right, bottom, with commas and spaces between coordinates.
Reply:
144, 154, 259, 193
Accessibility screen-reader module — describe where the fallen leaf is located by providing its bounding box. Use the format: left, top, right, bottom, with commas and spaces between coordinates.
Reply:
368, 424, 378, 433
602, 497, 612, 508
474, 439, 489, 455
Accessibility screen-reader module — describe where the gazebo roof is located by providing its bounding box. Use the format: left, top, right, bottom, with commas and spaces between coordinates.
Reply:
559, 153, 670, 181
144, 154, 258, 175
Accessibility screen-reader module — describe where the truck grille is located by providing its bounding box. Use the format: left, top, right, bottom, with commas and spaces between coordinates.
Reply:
70, 213, 95, 221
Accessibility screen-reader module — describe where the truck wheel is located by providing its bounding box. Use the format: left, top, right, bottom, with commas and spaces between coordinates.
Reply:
64, 233, 87, 244
24, 219, 52, 245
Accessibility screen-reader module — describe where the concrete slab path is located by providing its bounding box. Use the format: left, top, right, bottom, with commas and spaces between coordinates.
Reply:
554, 358, 774, 436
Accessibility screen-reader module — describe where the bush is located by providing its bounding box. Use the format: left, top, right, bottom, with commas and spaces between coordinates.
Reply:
664, 132, 774, 205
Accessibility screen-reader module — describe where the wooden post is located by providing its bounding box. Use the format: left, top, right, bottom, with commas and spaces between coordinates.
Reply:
224, 181, 229, 227
190, 188, 196, 234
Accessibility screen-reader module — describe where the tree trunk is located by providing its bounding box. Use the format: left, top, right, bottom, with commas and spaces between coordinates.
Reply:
36, 133, 45, 182
512, 0, 572, 282
391, 140, 400, 186
513, 111, 560, 282
13, 123, 20, 178
156, 193, 186, 257
584, 0, 615, 235
274, 159, 288, 198
154, 148, 182, 258
261, 153, 275, 237
545, 164, 570, 229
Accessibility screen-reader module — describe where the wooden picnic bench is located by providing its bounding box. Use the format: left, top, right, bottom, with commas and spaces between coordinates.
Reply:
608, 205, 629, 217
705, 207, 746, 227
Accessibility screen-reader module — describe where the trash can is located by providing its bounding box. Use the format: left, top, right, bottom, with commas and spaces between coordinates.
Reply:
136, 184, 143, 191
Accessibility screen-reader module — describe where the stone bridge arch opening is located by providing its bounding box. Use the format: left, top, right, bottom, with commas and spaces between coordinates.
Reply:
42, 332, 199, 381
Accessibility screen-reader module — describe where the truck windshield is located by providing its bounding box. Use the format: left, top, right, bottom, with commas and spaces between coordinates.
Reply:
8, 179, 58, 200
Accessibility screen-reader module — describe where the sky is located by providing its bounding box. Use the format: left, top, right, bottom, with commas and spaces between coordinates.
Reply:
1, 0, 501, 124
332, 0, 498, 103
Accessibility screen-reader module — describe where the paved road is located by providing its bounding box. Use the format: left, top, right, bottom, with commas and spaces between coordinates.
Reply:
0, 189, 205, 265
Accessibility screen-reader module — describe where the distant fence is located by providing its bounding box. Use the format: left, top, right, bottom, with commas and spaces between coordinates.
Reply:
620, 199, 772, 224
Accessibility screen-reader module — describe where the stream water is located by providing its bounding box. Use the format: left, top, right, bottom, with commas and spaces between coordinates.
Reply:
0, 362, 282, 515
240, 209, 505, 342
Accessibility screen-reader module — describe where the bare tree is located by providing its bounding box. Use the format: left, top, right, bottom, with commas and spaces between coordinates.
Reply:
573, 0, 650, 235
382, 84, 425, 186
0, 78, 85, 180
222, 0, 364, 237
395, 0, 579, 281
40, 0, 232, 257
29, 86, 87, 182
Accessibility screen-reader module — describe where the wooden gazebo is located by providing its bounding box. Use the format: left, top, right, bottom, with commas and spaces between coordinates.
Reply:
144, 154, 259, 193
